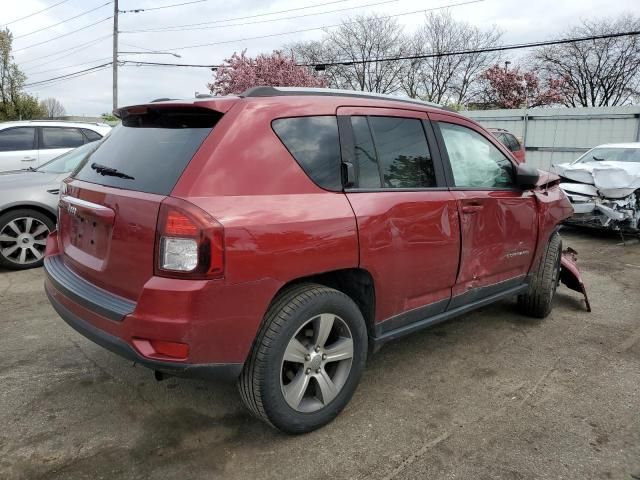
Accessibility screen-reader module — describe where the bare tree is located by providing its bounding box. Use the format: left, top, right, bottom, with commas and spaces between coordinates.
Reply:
39, 97, 66, 118
290, 14, 409, 94
534, 15, 640, 107
402, 12, 502, 105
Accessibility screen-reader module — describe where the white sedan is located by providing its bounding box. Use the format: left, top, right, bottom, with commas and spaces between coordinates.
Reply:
0, 120, 111, 172
555, 143, 640, 232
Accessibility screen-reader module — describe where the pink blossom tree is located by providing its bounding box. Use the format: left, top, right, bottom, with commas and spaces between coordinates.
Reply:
476, 64, 565, 109
208, 50, 326, 96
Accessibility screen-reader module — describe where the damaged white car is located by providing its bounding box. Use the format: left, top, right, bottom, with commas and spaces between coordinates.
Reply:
555, 143, 640, 233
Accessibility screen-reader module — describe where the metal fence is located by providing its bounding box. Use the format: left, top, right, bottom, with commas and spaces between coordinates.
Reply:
462, 106, 640, 170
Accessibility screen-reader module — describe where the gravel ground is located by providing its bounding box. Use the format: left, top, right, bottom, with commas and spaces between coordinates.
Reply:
1, 228, 639, 480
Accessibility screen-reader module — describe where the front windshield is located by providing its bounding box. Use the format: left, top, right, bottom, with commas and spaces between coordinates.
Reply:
37, 141, 102, 174
575, 147, 640, 164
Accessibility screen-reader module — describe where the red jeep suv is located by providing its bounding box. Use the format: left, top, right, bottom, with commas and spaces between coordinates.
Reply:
44, 87, 573, 433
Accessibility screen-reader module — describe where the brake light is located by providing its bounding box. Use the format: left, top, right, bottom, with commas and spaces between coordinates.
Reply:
165, 211, 198, 236
155, 197, 224, 279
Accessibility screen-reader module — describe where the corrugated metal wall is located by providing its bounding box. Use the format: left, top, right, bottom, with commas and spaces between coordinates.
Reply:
462, 106, 640, 170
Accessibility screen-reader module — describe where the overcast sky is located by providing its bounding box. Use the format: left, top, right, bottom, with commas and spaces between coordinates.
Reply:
3, 0, 638, 115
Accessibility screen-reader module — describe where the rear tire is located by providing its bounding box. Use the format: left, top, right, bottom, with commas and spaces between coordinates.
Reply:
0, 209, 54, 270
517, 232, 562, 318
238, 284, 367, 434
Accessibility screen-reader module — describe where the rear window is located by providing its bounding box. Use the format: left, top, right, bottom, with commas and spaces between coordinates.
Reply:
73, 107, 221, 195
82, 128, 103, 142
272, 116, 342, 191
503, 133, 520, 152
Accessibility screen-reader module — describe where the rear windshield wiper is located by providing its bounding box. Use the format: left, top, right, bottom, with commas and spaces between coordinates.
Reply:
91, 162, 135, 180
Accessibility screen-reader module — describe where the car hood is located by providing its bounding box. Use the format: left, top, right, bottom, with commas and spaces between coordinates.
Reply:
0, 170, 67, 186
555, 161, 640, 198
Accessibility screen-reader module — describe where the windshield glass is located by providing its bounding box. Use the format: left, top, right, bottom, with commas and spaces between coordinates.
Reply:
37, 141, 102, 173
575, 147, 640, 164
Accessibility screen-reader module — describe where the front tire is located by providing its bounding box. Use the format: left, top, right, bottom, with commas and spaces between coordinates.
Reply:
0, 209, 54, 270
517, 232, 562, 318
238, 284, 368, 434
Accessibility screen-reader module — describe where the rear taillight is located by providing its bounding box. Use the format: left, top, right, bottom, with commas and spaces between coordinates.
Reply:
155, 197, 224, 279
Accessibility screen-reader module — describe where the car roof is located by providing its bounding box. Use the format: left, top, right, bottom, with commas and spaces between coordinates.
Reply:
137, 86, 454, 115
590, 143, 640, 149
0, 120, 111, 130
238, 86, 447, 110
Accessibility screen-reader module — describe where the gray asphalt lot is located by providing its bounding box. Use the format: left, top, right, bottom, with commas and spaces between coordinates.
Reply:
1, 229, 639, 480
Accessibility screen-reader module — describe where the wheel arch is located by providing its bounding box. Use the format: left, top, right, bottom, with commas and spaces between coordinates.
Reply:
268, 268, 377, 344
0, 202, 57, 225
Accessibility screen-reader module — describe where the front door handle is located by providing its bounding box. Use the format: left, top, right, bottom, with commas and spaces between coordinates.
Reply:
21, 157, 36, 162
461, 204, 483, 214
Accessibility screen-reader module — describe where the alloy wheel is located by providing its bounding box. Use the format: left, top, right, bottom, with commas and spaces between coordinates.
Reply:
0, 217, 50, 265
280, 313, 354, 413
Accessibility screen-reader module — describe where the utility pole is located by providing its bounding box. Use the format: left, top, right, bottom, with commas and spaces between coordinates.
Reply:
112, 0, 118, 112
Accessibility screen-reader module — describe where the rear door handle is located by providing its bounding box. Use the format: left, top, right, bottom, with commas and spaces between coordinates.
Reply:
461, 204, 483, 214
21, 157, 36, 162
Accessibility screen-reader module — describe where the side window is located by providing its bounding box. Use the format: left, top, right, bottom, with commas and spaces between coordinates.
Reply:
272, 116, 341, 190
41, 127, 85, 149
82, 129, 103, 142
439, 122, 515, 189
505, 133, 521, 152
0, 127, 36, 151
351, 116, 381, 188
350, 116, 436, 189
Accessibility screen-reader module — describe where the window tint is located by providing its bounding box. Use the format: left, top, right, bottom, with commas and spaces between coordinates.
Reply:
351, 116, 381, 188
272, 116, 341, 190
82, 129, 103, 142
73, 107, 221, 195
0, 127, 35, 151
41, 127, 85, 149
504, 133, 520, 152
368, 116, 436, 188
440, 122, 514, 188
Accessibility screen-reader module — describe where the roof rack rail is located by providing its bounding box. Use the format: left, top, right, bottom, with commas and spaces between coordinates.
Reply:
240, 86, 447, 110
13, 119, 110, 126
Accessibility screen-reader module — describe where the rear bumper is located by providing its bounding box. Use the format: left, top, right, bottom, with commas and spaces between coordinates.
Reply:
45, 286, 242, 381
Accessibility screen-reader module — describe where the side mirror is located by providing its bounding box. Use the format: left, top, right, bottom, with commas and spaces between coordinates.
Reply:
515, 163, 539, 189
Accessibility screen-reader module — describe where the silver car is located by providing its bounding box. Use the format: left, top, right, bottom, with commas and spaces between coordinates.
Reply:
0, 142, 99, 270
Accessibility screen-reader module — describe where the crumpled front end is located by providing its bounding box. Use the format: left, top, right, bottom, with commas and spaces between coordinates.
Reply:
561, 184, 640, 232
556, 160, 640, 232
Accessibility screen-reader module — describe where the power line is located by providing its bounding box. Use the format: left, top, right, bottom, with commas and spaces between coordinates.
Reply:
119, 0, 207, 13
300, 29, 640, 67
26, 57, 113, 77
164, 2, 481, 52
14, 17, 113, 53
120, 41, 156, 52
24, 62, 113, 87
14, 2, 113, 40
19, 34, 112, 68
120, 0, 348, 32
119, 30, 640, 70
25, 64, 113, 90
3, 0, 71, 27
121, 0, 402, 34
123, 60, 218, 68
